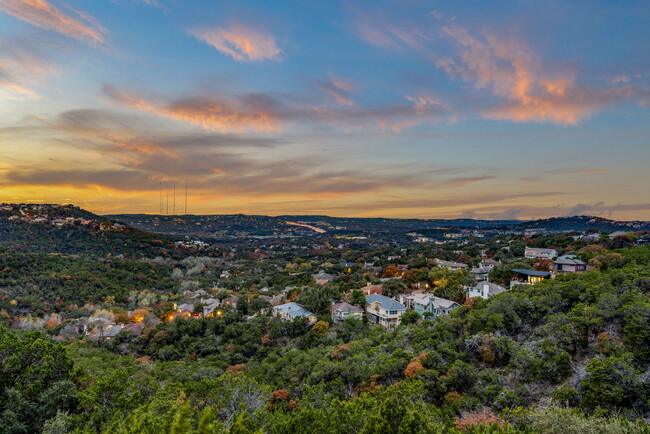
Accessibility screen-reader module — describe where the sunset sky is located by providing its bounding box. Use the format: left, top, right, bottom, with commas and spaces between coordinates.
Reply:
1, 0, 649, 219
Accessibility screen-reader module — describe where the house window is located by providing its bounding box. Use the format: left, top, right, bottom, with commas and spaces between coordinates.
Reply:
390, 310, 397, 315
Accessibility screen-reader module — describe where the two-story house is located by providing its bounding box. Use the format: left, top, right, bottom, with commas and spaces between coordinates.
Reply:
331, 301, 364, 324
466, 282, 507, 300
272, 302, 317, 324
365, 294, 406, 328
400, 294, 460, 318
524, 247, 558, 260
552, 255, 587, 274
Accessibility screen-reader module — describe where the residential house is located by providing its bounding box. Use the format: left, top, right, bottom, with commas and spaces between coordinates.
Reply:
524, 247, 558, 260
273, 302, 317, 323
466, 282, 507, 300
312, 270, 335, 285
608, 231, 629, 239
361, 284, 382, 295
480, 259, 501, 269
435, 259, 468, 271
471, 267, 490, 281
365, 294, 407, 328
401, 294, 460, 318
510, 269, 552, 288
330, 301, 364, 324
201, 298, 222, 317
552, 255, 587, 274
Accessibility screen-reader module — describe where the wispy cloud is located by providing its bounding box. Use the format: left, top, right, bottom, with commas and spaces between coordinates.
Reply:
103, 85, 283, 133
317, 75, 355, 106
0, 0, 106, 44
190, 22, 281, 62
0, 36, 57, 98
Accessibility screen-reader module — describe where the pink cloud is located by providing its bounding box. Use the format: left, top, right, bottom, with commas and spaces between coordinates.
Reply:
190, 23, 281, 62
0, 0, 106, 43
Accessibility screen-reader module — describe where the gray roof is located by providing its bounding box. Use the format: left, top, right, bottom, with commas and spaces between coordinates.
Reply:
429, 296, 459, 310
470, 282, 507, 296
273, 302, 315, 319
554, 255, 586, 265
331, 301, 364, 313
312, 270, 334, 281
436, 260, 468, 268
512, 269, 551, 277
365, 294, 406, 311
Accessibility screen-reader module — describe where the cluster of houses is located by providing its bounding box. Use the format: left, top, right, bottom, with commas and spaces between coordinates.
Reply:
268, 244, 599, 329
1, 204, 125, 230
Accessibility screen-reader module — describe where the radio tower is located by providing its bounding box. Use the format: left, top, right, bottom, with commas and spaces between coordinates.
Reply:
184, 184, 188, 215
173, 183, 176, 215
159, 181, 163, 215
166, 183, 169, 215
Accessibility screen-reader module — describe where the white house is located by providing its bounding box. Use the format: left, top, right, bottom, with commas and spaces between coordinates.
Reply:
524, 247, 558, 260
466, 282, 507, 300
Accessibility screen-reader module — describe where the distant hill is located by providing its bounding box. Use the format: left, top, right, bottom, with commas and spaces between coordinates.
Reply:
508, 215, 650, 232
0, 204, 177, 257
106, 212, 650, 240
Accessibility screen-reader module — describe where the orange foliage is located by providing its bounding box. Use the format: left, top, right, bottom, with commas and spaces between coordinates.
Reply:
454, 408, 505, 431
381, 265, 400, 278
330, 343, 352, 360
226, 364, 247, 376
404, 361, 424, 379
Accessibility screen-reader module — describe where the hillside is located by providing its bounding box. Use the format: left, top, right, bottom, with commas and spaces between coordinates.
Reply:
0, 204, 178, 257
2, 246, 649, 432
106, 212, 650, 241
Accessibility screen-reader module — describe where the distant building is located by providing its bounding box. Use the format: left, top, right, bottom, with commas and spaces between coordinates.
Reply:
400, 294, 460, 318
608, 231, 629, 239
466, 282, 507, 300
552, 255, 587, 274
365, 294, 406, 328
471, 267, 490, 281
524, 247, 558, 260
273, 302, 317, 323
331, 301, 364, 324
435, 259, 468, 271
510, 269, 552, 288
312, 270, 335, 285
361, 284, 383, 295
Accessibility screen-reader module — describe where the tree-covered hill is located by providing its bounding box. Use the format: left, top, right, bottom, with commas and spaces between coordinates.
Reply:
0, 204, 178, 257
2, 247, 649, 432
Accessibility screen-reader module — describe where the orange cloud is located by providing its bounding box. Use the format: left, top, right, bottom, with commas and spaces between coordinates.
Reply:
0, 0, 106, 43
436, 24, 631, 125
190, 23, 281, 62
103, 85, 281, 133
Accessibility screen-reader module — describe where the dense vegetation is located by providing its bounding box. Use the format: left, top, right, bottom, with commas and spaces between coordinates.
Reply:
1, 247, 649, 432
0, 249, 176, 317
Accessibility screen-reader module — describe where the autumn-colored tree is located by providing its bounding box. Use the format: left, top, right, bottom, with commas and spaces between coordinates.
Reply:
454, 408, 505, 431
312, 320, 329, 336
226, 364, 246, 376
404, 361, 424, 378
534, 259, 553, 272
381, 265, 400, 278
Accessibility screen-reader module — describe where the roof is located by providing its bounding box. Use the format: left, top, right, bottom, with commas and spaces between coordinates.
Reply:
273, 302, 315, 319
365, 294, 406, 311
429, 296, 459, 309
312, 270, 334, 280
554, 255, 586, 265
331, 301, 364, 313
436, 260, 468, 268
525, 247, 557, 254
471, 282, 507, 296
512, 269, 551, 277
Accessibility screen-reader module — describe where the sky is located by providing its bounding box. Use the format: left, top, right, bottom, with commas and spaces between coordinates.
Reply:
0, 0, 649, 220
